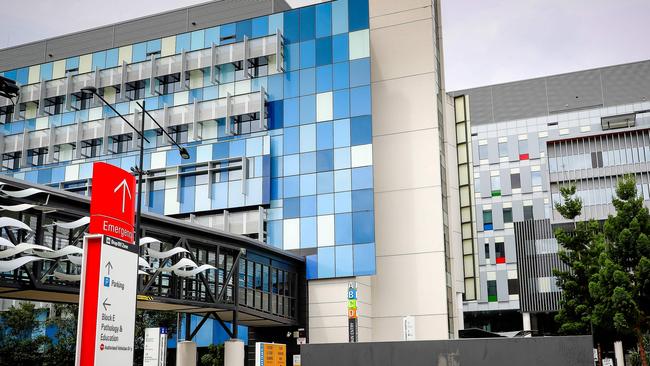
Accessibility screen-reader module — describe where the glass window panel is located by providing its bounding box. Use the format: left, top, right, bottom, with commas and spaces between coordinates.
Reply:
334, 191, 351, 213
498, 142, 508, 157
333, 89, 350, 120
299, 6, 316, 41
350, 86, 370, 117
511, 173, 521, 189
479, 144, 488, 160
331, 0, 349, 35
316, 65, 333, 93
300, 216, 317, 248
315, 3, 332, 38
300, 151, 316, 174
317, 193, 335, 215
348, 29, 369, 60
335, 245, 353, 277
317, 247, 335, 278
332, 62, 349, 90
352, 211, 374, 243
335, 213, 353, 245
532, 171, 542, 186
503, 208, 513, 223
315, 37, 332, 66
349, 58, 370, 87
300, 40, 316, 69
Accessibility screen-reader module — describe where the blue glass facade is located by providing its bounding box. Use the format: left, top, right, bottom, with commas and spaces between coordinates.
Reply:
0, 0, 374, 280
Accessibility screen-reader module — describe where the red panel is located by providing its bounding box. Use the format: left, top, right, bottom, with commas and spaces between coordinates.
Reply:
519, 153, 529, 160
89, 162, 136, 244
79, 237, 102, 366
496, 257, 506, 264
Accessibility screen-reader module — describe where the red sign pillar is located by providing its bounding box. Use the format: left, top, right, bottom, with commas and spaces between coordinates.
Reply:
76, 162, 138, 366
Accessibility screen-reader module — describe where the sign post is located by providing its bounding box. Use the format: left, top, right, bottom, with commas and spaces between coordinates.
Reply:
255, 342, 286, 366
347, 282, 358, 343
144, 327, 168, 366
75, 162, 138, 366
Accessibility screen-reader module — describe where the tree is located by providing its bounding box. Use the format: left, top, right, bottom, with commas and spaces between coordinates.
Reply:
553, 185, 604, 335
200, 344, 225, 366
45, 304, 79, 365
590, 177, 650, 366
133, 309, 178, 365
0, 302, 51, 366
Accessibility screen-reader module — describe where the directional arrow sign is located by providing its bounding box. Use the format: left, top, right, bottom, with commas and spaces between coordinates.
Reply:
102, 298, 112, 311
89, 162, 135, 243
113, 179, 132, 214
105, 261, 113, 276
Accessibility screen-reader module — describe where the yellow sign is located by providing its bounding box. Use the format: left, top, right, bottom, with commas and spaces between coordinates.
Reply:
256, 342, 286, 366
347, 299, 357, 309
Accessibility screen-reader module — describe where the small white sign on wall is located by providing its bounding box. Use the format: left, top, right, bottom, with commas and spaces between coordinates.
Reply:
402, 316, 415, 341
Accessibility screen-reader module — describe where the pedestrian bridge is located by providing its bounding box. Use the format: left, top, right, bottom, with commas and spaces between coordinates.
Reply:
0, 175, 305, 335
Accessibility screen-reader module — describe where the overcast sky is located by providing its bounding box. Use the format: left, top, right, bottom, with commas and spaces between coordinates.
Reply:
2, 0, 650, 91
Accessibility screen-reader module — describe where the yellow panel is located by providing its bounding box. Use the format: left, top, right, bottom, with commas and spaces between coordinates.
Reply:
103, 87, 116, 104
78, 54, 92, 74
161, 36, 176, 57
24, 103, 37, 119
189, 70, 203, 89
118, 46, 132, 64
52, 60, 66, 79
35, 116, 49, 130
27, 66, 40, 84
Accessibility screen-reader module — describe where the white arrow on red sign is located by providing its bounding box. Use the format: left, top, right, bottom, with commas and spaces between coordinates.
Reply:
113, 179, 132, 213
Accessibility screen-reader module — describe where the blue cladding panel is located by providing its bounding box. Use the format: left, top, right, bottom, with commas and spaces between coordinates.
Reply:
2, 0, 372, 280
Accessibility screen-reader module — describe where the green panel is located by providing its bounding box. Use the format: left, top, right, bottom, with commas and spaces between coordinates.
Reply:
488, 295, 498, 302
491, 190, 501, 197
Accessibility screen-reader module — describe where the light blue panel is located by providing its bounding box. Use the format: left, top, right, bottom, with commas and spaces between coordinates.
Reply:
270, 135, 283, 156
316, 65, 333, 93
300, 124, 316, 152
285, 43, 300, 71
79, 163, 93, 179
284, 71, 300, 98
245, 177, 263, 205
299, 68, 316, 96
211, 182, 229, 209
353, 211, 374, 243
120, 156, 136, 171
176, 33, 191, 53
306, 254, 318, 280
332, 62, 349, 90
299, 95, 316, 124
283, 154, 300, 176
267, 74, 284, 101
351, 166, 373, 190
204, 26, 220, 47
316, 121, 333, 150
331, 0, 349, 35
40, 63, 53, 81
334, 169, 351, 192
65, 57, 79, 71
228, 180, 244, 207
349, 58, 370, 87
195, 184, 211, 211
332, 34, 349, 63
300, 173, 317, 196
105, 48, 119, 67
315, 2, 332, 38
300, 152, 316, 174
230, 139, 245, 157
317, 193, 334, 215
271, 157, 282, 177
284, 175, 300, 198
299, 40, 316, 69
252, 16, 269, 38
283, 98, 299, 127
317, 247, 335, 278
51, 167, 66, 183
350, 85, 371, 117
333, 147, 351, 169
335, 214, 353, 245
317, 171, 333, 194
334, 191, 352, 213
354, 243, 375, 275
147, 39, 162, 54
268, 13, 284, 35
333, 119, 350, 148
191, 30, 205, 51
300, 195, 317, 217
132, 42, 147, 62
180, 186, 195, 213
268, 220, 283, 248
300, 216, 317, 248
92, 51, 106, 69
335, 245, 353, 276
246, 137, 263, 156
284, 127, 299, 155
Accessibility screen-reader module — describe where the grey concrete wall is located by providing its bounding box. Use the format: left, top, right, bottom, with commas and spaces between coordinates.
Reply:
301, 336, 593, 366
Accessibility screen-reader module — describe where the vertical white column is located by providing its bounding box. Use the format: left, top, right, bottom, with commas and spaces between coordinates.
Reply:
224, 339, 245, 366
175, 341, 197, 366
614, 341, 624, 366
522, 312, 531, 331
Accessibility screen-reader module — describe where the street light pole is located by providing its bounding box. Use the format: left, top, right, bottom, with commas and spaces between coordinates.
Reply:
80, 87, 190, 248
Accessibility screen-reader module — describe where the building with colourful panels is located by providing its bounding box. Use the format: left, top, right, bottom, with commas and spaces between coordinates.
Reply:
450, 60, 650, 334
0, 0, 462, 343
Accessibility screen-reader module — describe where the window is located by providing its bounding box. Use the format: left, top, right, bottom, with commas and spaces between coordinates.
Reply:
518, 139, 528, 160
158, 73, 182, 95
125, 80, 146, 100
508, 278, 519, 295
479, 144, 488, 160
81, 138, 102, 158
169, 124, 189, 144
43, 96, 65, 115
0, 106, 14, 124
503, 207, 513, 224
483, 209, 493, 231
487, 280, 497, 302
495, 242, 505, 264
484, 243, 490, 259
1, 152, 21, 170
498, 141, 508, 158
591, 151, 604, 168
27, 147, 48, 166
531, 171, 542, 187
511, 173, 521, 189
523, 205, 534, 220
52, 144, 75, 162
490, 175, 501, 197
110, 133, 132, 154
72, 92, 93, 110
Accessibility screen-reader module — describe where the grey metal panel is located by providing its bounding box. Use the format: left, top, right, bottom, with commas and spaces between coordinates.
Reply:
512, 200, 524, 221
480, 171, 491, 198
188, 0, 274, 32
602, 61, 650, 107
505, 236, 516, 263
519, 166, 532, 192
497, 269, 508, 301
114, 10, 188, 47
45, 26, 115, 61
491, 79, 547, 122
533, 198, 545, 220
507, 137, 518, 162
463, 87, 493, 125
500, 168, 511, 195
272, 0, 291, 12
479, 272, 488, 304
476, 205, 484, 229
0, 42, 47, 71
546, 69, 603, 114
487, 137, 498, 163
528, 133, 540, 159
471, 141, 480, 166
492, 202, 503, 230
